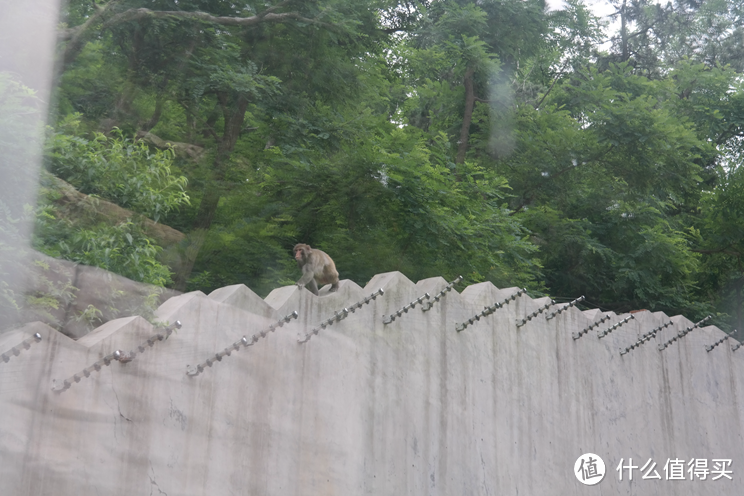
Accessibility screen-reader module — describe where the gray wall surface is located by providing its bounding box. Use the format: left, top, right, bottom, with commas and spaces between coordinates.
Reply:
1, 272, 742, 495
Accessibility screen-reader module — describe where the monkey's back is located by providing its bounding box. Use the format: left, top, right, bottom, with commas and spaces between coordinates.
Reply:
314, 253, 339, 285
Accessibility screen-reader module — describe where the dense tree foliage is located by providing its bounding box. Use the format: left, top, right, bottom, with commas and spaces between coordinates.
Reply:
26, 0, 744, 330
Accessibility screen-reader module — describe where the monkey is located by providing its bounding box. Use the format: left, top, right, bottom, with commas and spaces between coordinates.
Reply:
293, 243, 339, 296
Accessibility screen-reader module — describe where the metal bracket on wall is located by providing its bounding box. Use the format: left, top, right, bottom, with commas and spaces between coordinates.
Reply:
455, 288, 527, 333
54, 321, 182, 392
516, 299, 555, 328
619, 321, 673, 356
186, 313, 298, 377
383, 293, 430, 324
298, 289, 384, 344
573, 315, 612, 341
546, 296, 585, 320
1, 332, 42, 364
597, 315, 635, 339
421, 276, 463, 312
705, 329, 738, 352
658, 316, 712, 351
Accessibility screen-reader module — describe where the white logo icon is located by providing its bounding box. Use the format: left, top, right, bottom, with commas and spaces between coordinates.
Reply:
575, 453, 606, 485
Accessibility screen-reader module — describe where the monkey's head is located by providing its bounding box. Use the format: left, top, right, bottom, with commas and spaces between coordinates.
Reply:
294, 243, 311, 263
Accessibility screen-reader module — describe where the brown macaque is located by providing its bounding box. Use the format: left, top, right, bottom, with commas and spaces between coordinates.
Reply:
293, 243, 339, 296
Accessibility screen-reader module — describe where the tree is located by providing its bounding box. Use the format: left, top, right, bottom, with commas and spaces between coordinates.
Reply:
44, 0, 744, 330
55, 0, 392, 289
604, 0, 744, 74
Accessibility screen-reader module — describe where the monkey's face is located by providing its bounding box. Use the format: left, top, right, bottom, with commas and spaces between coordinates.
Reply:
294, 243, 312, 264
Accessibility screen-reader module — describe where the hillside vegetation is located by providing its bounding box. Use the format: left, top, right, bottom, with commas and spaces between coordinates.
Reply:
18, 0, 744, 330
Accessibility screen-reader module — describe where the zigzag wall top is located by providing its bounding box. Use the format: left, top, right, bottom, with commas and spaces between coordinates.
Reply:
0, 272, 742, 495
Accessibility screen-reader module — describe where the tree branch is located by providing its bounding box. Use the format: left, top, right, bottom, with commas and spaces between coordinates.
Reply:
534, 70, 564, 110
57, 0, 121, 42
102, 8, 332, 31
716, 123, 744, 145
57, 0, 123, 74
57, 1, 335, 73
136, 131, 205, 161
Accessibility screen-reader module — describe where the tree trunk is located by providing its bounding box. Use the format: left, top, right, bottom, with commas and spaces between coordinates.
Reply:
620, 0, 629, 62
173, 94, 249, 291
191, 94, 248, 230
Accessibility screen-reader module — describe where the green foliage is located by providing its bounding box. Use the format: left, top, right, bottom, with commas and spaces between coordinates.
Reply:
39, 0, 744, 329
35, 206, 173, 287
203, 123, 543, 294
33, 114, 190, 288
47, 116, 189, 222
693, 162, 744, 329
501, 61, 714, 314
603, 0, 744, 73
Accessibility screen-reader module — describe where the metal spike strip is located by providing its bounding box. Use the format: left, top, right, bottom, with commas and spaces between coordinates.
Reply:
455, 288, 527, 333
421, 276, 463, 312
117, 320, 184, 363
619, 321, 673, 356
658, 316, 712, 351
53, 321, 182, 392
546, 296, 585, 320
383, 293, 431, 324
187, 312, 298, 377
573, 315, 612, 340
1, 332, 42, 364
298, 289, 385, 344
516, 299, 555, 328
706, 329, 738, 352
597, 315, 635, 339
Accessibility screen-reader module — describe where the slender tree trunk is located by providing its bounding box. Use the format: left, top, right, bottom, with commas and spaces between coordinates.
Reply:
173, 94, 249, 290
192, 94, 248, 230
456, 65, 476, 166
620, 0, 629, 62
140, 80, 168, 132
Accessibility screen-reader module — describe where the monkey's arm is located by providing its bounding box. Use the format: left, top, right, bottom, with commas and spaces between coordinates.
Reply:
296, 266, 316, 286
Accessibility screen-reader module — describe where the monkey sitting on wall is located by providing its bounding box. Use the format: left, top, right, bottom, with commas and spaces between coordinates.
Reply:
293, 243, 340, 296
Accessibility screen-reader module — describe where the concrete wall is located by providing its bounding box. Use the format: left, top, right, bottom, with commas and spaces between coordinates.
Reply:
1, 272, 742, 495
